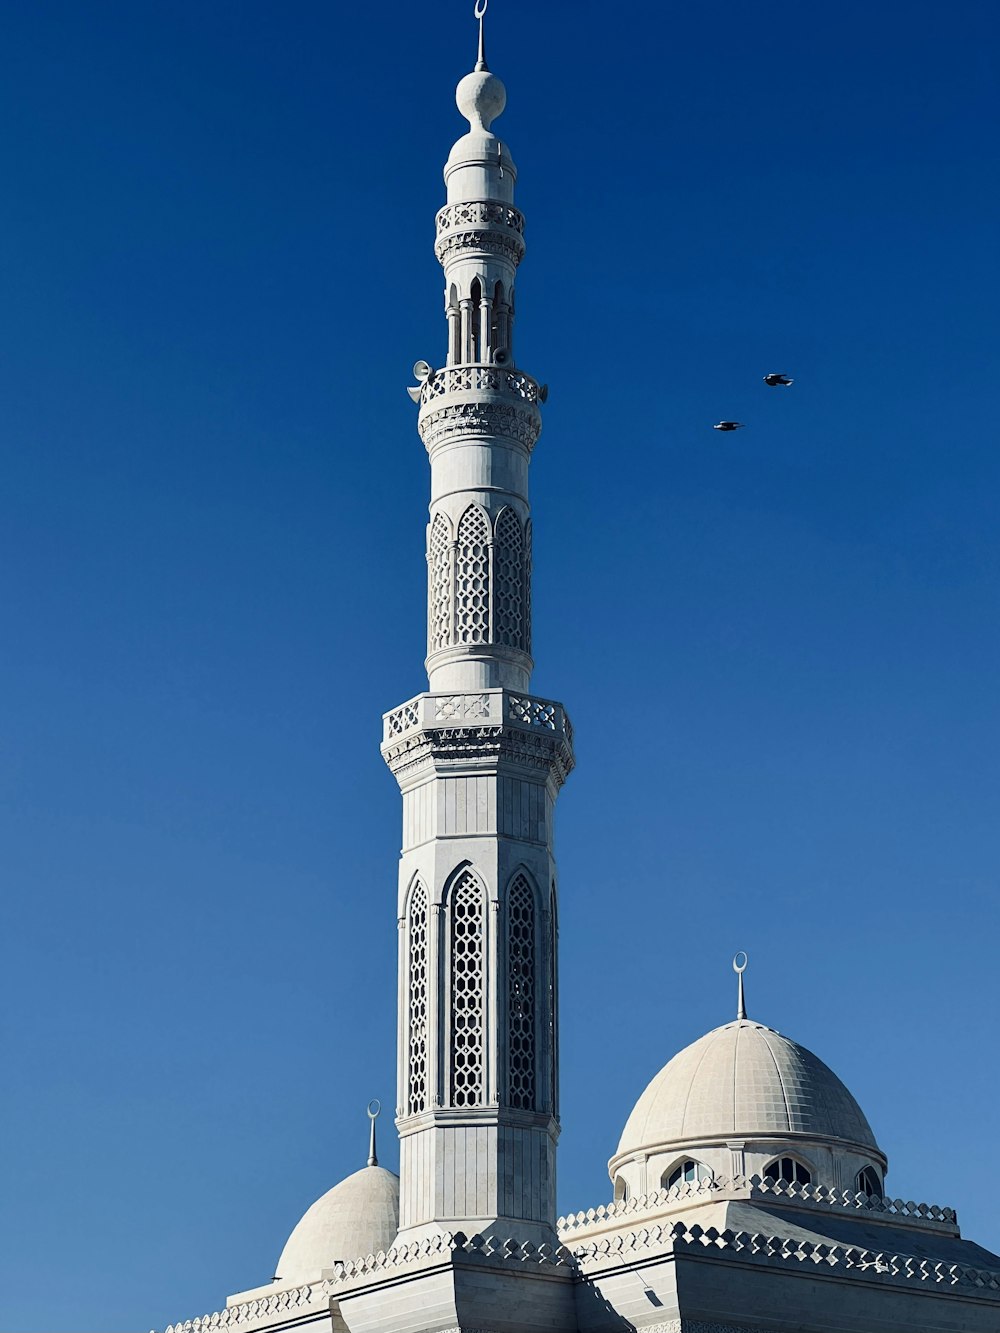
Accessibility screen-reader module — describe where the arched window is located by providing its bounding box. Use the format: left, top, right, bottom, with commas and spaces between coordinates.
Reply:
763, 1156, 811, 1187
613, 1175, 629, 1203
493, 280, 509, 359
548, 879, 558, 1115
470, 278, 482, 362
449, 870, 486, 1107
455, 506, 491, 644
447, 283, 460, 364
507, 874, 536, 1109
407, 883, 429, 1116
428, 513, 452, 653
857, 1166, 882, 1198
494, 508, 525, 650
663, 1159, 711, 1190
524, 519, 532, 656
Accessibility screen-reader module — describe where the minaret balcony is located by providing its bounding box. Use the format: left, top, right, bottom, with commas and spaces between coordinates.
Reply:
435, 201, 526, 266
381, 688, 575, 787
417, 363, 544, 454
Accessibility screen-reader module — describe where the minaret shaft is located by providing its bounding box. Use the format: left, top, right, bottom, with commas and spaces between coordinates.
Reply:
382, 48, 571, 1247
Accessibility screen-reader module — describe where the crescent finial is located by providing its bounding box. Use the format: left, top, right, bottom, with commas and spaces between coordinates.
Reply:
733, 952, 748, 1021
366, 1099, 381, 1167
474, 0, 489, 72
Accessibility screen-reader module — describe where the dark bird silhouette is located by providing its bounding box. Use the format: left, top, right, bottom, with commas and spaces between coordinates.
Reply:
714, 421, 745, 432
763, 373, 794, 386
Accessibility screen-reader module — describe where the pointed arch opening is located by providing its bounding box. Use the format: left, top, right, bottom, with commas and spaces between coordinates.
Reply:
455, 505, 491, 644
470, 278, 483, 363
506, 871, 537, 1109
662, 1158, 712, 1191
406, 881, 429, 1116
857, 1165, 882, 1199
428, 512, 452, 653
494, 507, 525, 650
763, 1156, 812, 1188
447, 867, 487, 1108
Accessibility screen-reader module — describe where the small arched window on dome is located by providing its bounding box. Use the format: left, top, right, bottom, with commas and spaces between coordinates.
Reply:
857, 1166, 882, 1199
613, 1175, 629, 1203
663, 1159, 712, 1191
763, 1156, 811, 1187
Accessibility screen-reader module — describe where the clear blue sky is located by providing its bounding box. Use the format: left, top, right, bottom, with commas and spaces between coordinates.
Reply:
1, 1, 998, 1328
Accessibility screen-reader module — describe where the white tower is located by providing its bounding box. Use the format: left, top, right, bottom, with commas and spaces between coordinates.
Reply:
381, 7, 573, 1249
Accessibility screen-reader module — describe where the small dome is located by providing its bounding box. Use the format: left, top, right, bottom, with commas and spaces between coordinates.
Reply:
617, 1020, 880, 1160
456, 69, 506, 131
275, 1166, 399, 1283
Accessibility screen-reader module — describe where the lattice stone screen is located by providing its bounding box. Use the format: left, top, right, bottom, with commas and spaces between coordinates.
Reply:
407, 884, 429, 1115
494, 507, 525, 650
428, 514, 452, 653
524, 518, 533, 656
455, 506, 491, 644
507, 875, 536, 1109
449, 871, 486, 1107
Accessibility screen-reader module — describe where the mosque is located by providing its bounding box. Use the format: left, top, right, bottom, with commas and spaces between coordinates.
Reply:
158, 10, 1000, 1333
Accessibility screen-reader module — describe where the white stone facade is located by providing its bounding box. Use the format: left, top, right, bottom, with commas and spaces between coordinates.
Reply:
153, 18, 1000, 1333
380, 47, 571, 1249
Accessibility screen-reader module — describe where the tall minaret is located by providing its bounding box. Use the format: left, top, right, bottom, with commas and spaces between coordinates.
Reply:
381, 6, 573, 1249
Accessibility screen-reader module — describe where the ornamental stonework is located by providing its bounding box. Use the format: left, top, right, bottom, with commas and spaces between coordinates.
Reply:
434, 227, 526, 267
382, 724, 574, 789
419, 401, 541, 453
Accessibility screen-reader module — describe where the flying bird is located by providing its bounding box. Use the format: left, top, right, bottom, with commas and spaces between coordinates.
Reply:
763, 373, 794, 386
714, 421, 745, 432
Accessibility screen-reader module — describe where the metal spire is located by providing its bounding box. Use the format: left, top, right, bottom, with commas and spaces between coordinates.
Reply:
733, 952, 748, 1021
474, 0, 489, 71
366, 1099, 381, 1167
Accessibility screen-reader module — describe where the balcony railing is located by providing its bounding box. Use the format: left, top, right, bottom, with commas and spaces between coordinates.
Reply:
383, 689, 572, 747
419, 364, 542, 408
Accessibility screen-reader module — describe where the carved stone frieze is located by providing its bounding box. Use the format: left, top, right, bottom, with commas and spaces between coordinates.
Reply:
434, 227, 526, 266
382, 723, 574, 789
419, 401, 541, 454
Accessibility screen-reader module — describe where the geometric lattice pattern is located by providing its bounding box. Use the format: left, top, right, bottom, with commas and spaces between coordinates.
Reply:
507, 874, 536, 1109
455, 506, 491, 645
407, 883, 429, 1116
449, 870, 486, 1107
524, 518, 533, 656
494, 507, 525, 650
548, 882, 558, 1113
429, 513, 452, 653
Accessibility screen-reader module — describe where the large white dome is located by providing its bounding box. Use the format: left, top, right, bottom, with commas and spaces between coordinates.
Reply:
274, 1165, 399, 1284
617, 1020, 881, 1160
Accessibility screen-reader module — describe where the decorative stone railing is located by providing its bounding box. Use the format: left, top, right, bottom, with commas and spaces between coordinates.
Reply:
434, 201, 527, 265
436, 201, 525, 237
158, 1216, 1000, 1332
571, 1218, 1000, 1294
160, 1231, 576, 1333
382, 689, 572, 748
557, 1173, 958, 1239
418, 364, 544, 408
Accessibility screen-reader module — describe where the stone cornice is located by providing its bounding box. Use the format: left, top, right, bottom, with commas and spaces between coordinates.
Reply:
383, 722, 574, 790
418, 399, 542, 455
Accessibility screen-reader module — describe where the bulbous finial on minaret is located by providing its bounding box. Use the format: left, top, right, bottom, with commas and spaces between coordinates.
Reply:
457, 0, 507, 131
